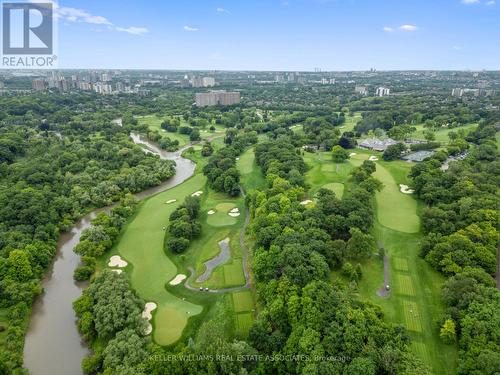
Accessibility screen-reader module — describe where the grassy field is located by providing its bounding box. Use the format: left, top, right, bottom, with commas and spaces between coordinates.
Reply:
412, 123, 478, 144
304, 148, 457, 373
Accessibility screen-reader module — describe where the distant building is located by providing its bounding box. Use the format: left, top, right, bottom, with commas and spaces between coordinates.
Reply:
94, 82, 112, 95
195, 91, 241, 107
202, 77, 216, 87
451, 88, 463, 97
402, 151, 435, 162
358, 138, 398, 152
101, 73, 111, 82
355, 85, 368, 96
376, 87, 390, 97
60, 79, 70, 92
116, 81, 125, 92
77, 81, 92, 91
32, 79, 45, 91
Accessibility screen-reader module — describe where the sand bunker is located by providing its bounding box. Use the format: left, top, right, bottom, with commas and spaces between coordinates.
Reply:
300, 199, 313, 205
111, 269, 123, 274
142, 302, 157, 320
349, 153, 357, 157
207, 209, 216, 215
399, 184, 415, 194
165, 199, 177, 204
368, 156, 379, 161
145, 323, 153, 335
191, 191, 203, 197
169, 274, 187, 285
228, 208, 240, 217
108, 255, 127, 268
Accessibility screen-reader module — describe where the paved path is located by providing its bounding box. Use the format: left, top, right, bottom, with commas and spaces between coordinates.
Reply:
377, 254, 390, 298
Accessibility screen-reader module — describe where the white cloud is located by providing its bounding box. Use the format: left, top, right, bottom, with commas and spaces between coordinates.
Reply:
44, 3, 148, 36
184, 25, 199, 32
461, 0, 480, 4
115, 26, 148, 35
56, 6, 112, 25
383, 26, 394, 32
452, 45, 462, 50
399, 24, 418, 31
486, 0, 495, 5
216, 7, 230, 13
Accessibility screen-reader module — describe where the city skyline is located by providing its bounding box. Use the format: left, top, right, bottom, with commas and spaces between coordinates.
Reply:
44, 0, 500, 71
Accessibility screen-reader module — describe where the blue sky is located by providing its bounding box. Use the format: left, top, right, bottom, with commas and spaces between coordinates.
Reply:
51, 0, 499, 70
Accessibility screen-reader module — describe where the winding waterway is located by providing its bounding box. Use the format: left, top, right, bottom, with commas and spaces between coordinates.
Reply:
23, 132, 195, 375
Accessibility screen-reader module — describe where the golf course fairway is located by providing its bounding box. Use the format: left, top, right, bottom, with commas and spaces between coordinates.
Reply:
115, 173, 206, 345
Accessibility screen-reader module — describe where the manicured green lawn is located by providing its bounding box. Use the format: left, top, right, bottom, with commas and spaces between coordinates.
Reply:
341, 112, 362, 132
233, 290, 255, 337
412, 123, 478, 144
350, 153, 420, 233
304, 151, 354, 198
105, 143, 259, 345
232, 291, 254, 313
109, 173, 206, 346
306, 148, 457, 373
322, 182, 344, 198
237, 148, 266, 192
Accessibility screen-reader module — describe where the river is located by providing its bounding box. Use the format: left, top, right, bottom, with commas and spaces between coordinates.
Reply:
23, 132, 195, 375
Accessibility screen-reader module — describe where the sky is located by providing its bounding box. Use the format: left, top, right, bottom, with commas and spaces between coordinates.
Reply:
38, 0, 500, 70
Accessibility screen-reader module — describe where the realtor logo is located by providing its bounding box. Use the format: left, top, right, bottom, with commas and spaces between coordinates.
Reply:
2, 2, 53, 54
1, 1, 57, 67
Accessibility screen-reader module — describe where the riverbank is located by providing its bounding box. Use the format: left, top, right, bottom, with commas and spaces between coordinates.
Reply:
23, 132, 195, 374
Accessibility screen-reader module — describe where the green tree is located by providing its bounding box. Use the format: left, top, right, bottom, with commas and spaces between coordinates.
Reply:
331, 145, 349, 163
440, 319, 456, 344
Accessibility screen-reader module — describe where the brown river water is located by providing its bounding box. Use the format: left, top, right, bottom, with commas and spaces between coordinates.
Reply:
23, 133, 195, 375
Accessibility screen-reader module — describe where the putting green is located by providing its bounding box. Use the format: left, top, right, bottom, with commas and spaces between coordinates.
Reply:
322, 182, 344, 198
115, 173, 206, 345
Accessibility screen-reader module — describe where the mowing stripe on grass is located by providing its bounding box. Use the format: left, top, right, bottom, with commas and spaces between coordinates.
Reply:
224, 263, 246, 287
402, 300, 423, 332
393, 257, 409, 271
235, 312, 253, 336
412, 340, 433, 367
396, 274, 416, 296
232, 291, 254, 313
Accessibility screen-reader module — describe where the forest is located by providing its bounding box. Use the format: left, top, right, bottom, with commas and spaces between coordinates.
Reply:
0, 73, 498, 375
